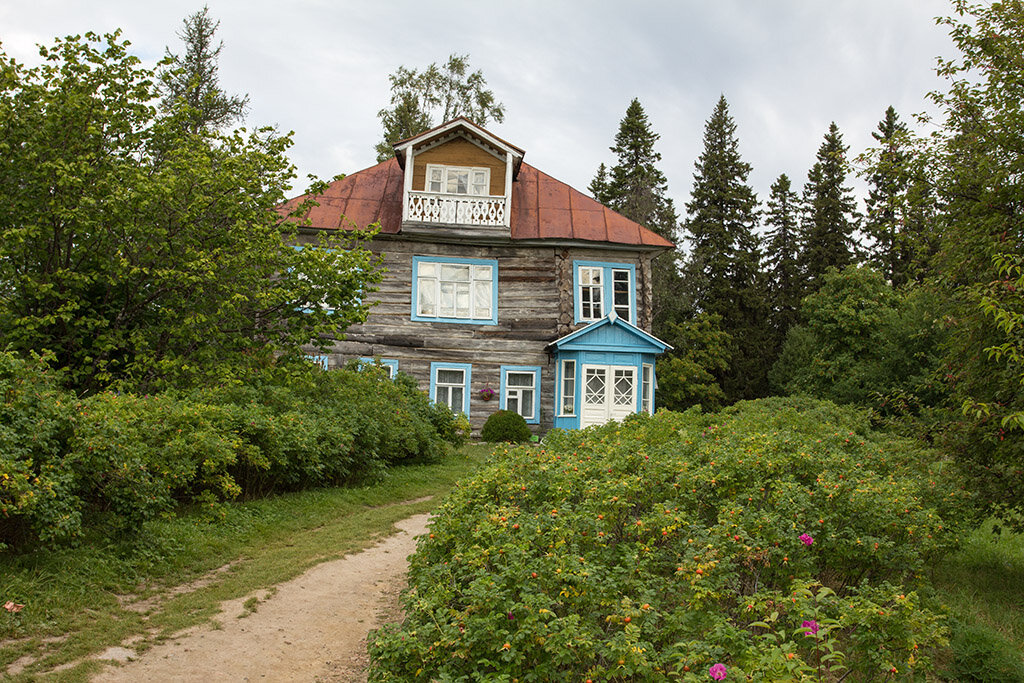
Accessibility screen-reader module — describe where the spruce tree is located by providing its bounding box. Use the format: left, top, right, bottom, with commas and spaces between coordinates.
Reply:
680, 96, 768, 401
158, 6, 249, 132
863, 106, 936, 287
589, 99, 682, 335
763, 173, 803, 349
799, 123, 860, 292
591, 99, 678, 241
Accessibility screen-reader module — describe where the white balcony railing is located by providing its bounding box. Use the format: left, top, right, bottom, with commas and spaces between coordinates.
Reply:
405, 191, 507, 227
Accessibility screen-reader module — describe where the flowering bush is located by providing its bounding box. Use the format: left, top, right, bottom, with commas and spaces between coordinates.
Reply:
369, 397, 972, 681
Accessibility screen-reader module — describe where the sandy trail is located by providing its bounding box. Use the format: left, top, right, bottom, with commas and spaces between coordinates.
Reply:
93, 513, 429, 683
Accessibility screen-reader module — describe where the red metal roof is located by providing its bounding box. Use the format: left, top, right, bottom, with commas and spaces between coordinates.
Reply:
277, 159, 674, 249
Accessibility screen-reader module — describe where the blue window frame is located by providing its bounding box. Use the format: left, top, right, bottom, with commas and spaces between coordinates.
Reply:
305, 354, 329, 370
358, 357, 398, 379
573, 260, 636, 324
412, 256, 498, 325
429, 362, 472, 416
499, 365, 541, 424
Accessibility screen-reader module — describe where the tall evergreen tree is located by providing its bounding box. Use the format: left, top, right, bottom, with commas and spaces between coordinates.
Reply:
592, 99, 679, 242
763, 173, 803, 349
680, 96, 768, 401
158, 6, 249, 132
799, 123, 860, 292
375, 55, 504, 161
589, 98, 682, 335
862, 106, 937, 287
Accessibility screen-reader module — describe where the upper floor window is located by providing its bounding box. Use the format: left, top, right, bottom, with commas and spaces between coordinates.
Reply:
426, 164, 490, 196
412, 256, 498, 325
573, 261, 636, 323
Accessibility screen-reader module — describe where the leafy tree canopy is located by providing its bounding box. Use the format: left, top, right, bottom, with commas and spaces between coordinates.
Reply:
0, 31, 381, 394
374, 54, 505, 162
158, 6, 249, 132
925, 0, 1024, 518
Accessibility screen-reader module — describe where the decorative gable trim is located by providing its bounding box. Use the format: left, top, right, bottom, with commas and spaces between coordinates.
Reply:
548, 311, 672, 354
394, 117, 524, 176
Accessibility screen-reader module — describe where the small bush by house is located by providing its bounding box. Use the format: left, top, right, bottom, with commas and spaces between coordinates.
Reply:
480, 410, 532, 444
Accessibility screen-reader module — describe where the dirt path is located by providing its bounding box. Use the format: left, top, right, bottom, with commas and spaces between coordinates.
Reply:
92, 513, 429, 683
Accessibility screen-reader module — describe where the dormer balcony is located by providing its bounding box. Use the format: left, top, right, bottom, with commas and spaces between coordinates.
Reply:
405, 191, 508, 227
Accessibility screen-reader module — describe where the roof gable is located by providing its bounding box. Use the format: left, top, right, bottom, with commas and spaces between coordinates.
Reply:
549, 312, 672, 353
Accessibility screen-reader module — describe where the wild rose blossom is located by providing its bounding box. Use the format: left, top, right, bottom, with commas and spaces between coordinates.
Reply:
709, 662, 727, 680
802, 619, 819, 636
799, 533, 814, 546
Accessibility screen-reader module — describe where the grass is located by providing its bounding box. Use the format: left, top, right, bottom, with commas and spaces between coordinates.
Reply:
933, 517, 1024, 681
0, 443, 491, 681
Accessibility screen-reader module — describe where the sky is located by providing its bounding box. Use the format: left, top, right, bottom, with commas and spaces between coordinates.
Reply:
2, 0, 959, 220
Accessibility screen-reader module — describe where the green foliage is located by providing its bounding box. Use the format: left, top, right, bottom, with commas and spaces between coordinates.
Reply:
763, 173, 803, 351
799, 122, 861, 293
369, 398, 970, 681
374, 54, 505, 161
157, 6, 249, 131
772, 267, 947, 412
915, 0, 1024, 520
0, 356, 461, 552
654, 313, 731, 412
0, 353, 78, 550
481, 410, 532, 444
860, 106, 937, 288
0, 32, 382, 395
680, 96, 769, 401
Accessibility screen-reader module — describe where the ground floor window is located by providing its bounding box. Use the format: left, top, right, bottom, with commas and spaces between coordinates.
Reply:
500, 366, 540, 424
430, 362, 472, 416
641, 363, 653, 414
559, 359, 576, 416
359, 357, 398, 379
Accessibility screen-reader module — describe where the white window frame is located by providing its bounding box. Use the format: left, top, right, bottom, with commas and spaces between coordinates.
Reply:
559, 359, 576, 417
573, 261, 636, 323
641, 363, 653, 414
412, 256, 498, 325
430, 362, 472, 417
500, 366, 541, 424
426, 164, 491, 196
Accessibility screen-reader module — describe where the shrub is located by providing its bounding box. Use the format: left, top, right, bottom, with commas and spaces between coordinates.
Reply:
1, 355, 462, 551
480, 410, 532, 444
369, 397, 972, 681
0, 352, 78, 549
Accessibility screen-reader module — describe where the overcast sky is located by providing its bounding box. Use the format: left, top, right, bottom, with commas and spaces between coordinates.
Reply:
3, 0, 958, 221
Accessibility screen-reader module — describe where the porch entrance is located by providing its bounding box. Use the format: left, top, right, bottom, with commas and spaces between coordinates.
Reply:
580, 365, 637, 428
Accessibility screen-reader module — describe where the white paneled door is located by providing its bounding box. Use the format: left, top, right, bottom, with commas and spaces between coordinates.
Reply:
580, 365, 637, 428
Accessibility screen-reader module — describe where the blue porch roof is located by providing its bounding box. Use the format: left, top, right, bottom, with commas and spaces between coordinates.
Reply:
548, 311, 672, 354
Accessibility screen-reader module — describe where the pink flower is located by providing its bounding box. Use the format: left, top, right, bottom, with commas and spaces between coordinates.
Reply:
3, 601, 24, 613
802, 619, 819, 636
799, 533, 814, 546
709, 662, 727, 680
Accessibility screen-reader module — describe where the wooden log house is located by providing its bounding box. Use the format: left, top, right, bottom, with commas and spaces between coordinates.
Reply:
278, 118, 673, 435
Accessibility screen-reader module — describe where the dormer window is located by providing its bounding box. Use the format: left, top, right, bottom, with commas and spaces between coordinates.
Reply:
427, 164, 490, 196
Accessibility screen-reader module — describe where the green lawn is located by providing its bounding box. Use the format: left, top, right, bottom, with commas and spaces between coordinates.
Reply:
934, 518, 1024, 681
0, 443, 490, 681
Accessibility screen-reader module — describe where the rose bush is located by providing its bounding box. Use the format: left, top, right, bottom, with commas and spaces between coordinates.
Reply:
369, 397, 972, 681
